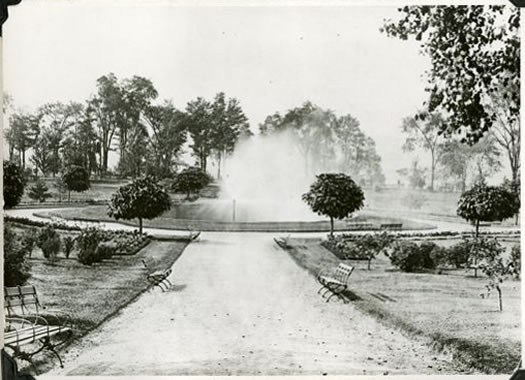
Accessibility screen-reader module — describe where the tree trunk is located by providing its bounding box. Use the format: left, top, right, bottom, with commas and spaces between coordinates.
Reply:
68, 190, 71, 202
497, 285, 502, 311
430, 150, 435, 191
217, 152, 222, 179
475, 219, 480, 238
367, 257, 371, 270
329, 216, 334, 238
21, 149, 26, 170
139, 217, 143, 234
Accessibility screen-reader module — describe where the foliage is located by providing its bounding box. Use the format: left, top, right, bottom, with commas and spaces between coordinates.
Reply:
76, 227, 107, 265
95, 241, 118, 260
438, 136, 501, 192
302, 173, 364, 236
63, 165, 90, 193
184, 93, 251, 174
20, 227, 38, 258
401, 111, 445, 190
477, 238, 514, 311
457, 182, 519, 236
5, 111, 39, 169
63, 236, 75, 259
108, 176, 171, 233
3, 161, 26, 208
389, 240, 443, 272
259, 102, 385, 188
4, 225, 31, 286
382, 6, 519, 144
323, 232, 395, 269
172, 167, 213, 199
28, 180, 52, 203
36, 226, 61, 263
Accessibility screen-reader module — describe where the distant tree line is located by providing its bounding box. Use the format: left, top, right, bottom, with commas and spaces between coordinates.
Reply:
259, 101, 385, 189
4, 73, 251, 181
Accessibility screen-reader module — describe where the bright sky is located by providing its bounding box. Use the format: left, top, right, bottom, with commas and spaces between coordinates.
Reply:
4, 1, 433, 183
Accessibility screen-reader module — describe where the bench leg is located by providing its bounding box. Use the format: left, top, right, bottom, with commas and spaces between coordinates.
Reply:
6, 344, 40, 375
326, 285, 348, 303
43, 339, 65, 368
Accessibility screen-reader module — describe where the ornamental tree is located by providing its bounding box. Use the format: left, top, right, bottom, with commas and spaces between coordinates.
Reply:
477, 238, 516, 312
457, 182, 519, 237
108, 176, 171, 233
28, 180, 52, 203
3, 161, 26, 208
62, 165, 90, 201
172, 167, 212, 200
302, 173, 365, 237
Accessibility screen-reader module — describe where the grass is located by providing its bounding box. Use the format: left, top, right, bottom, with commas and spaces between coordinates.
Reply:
280, 236, 521, 374
8, 225, 189, 372
40, 204, 432, 232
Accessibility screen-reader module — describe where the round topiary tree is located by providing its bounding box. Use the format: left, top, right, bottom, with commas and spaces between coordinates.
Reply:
457, 182, 519, 237
3, 161, 26, 209
62, 165, 90, 201
302, 173, 365, 237
108, 176, 171, 233
172, 167, 212, 200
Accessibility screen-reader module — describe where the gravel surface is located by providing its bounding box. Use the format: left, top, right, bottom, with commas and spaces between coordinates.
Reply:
47, 232, 471, 376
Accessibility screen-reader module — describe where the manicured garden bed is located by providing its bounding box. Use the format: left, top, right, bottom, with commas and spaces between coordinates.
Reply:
38, 205, 433, 232
278, 236, 520, 374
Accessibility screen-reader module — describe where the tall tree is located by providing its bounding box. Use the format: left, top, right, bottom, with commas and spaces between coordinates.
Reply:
6, 111, 39, 169
210, 93, 251, 179
184, 97, 213, 172
88, 73, 125, 176
382, 6, 519, 144
438, 136, 501, 192
140, 101, 187, 178
400, 111, 445, 191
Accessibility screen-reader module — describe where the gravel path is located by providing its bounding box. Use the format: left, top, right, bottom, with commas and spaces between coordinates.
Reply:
48, 231, 467, 376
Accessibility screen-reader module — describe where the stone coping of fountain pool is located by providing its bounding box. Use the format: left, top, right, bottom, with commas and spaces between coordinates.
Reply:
31, 208, 435, 233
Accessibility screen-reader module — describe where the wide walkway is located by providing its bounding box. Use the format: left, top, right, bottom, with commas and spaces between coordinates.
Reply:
48, 231, 465, 375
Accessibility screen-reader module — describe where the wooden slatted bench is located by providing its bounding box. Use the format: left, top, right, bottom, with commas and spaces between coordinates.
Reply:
142, 259, 173, 291
316, 263, 354, 303
4, 286, 72, 371
379, 223, 403, 230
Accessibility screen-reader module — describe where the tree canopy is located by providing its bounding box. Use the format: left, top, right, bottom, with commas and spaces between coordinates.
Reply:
382, 6, 519, 144
457, 182, 519, 236
108, 176, 171, 233
62, 165, 90, 199
302, 173, 365, 236
172, 167, 213, 199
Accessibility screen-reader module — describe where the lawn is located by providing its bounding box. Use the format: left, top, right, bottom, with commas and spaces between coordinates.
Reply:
280, 236, 521, 374
8, 224, 189, 372
39, 204, 432, 232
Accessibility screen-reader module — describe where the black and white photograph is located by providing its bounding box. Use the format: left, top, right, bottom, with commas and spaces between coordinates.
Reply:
1, 0, 522, 377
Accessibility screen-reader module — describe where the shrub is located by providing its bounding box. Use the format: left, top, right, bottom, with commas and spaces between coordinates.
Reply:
389, 241, 440, 272
21, 227, 38, 258
28, 180, 52, 203
95, 241, 118, 260
3, 161, 26, 208
4, 225, 31, 286
36, 226, 61, 263
76, 228, 106, 265
63, 236, 75, 259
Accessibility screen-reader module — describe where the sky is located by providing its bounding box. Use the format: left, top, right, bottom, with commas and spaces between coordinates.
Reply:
3, 1, 434, 183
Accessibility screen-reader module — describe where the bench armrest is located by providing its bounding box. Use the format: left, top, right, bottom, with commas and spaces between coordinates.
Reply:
5, 316, 37, 331
317, 268, 333, 280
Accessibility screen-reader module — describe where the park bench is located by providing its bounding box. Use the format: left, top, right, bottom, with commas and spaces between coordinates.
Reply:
142, 259, 173, 291
379, 223, 402, 230
317, 263, 354, 303
4, 286, 72, 371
